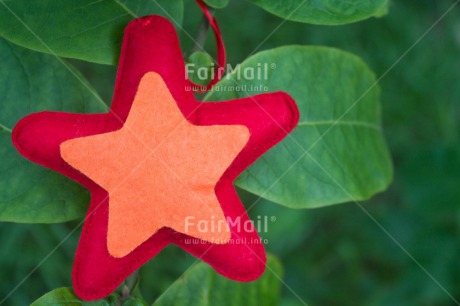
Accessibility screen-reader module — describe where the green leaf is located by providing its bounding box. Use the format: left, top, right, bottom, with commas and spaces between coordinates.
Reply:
0, 37, 107, 223
202, 0, 229, 9
152, 254, 283, 306
247, 0, 389, 25
248, 195, 311, 255
0, 0, 184, 65
31, 287, 118, 305
122, 298, 149, 306
186, 51, 214, 86
205, 46, 393, 208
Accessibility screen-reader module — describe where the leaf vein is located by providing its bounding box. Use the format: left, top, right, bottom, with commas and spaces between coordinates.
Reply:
113, 0, 138, 18
0, 124, 12, 133
64, 13, 129, 39
297, 120, 380, 131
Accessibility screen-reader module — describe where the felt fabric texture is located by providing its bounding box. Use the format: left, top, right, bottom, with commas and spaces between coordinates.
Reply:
12, 15, 299, 301
60, 72, 249, 258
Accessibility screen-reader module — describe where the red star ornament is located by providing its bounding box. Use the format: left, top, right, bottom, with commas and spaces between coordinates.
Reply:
12, 15, 299, 300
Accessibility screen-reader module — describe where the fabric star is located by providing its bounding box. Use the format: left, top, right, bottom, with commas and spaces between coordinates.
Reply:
12, 15, 299, 301
61, 72, 249, 258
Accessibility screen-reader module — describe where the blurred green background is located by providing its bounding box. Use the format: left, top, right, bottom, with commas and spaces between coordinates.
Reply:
1, 0, 460, 305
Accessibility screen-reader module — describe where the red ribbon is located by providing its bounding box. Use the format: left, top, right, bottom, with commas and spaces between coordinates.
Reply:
188, 0, 227, 93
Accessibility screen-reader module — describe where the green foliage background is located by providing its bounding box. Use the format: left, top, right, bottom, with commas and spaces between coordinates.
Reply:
0, 0, 459, 305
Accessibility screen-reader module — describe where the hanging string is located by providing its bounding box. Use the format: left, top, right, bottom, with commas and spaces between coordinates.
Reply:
187, 0, 227, 93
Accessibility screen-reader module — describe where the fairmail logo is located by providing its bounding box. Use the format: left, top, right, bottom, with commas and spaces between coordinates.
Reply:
184, 215, 276, 234
185, 62, 276, 82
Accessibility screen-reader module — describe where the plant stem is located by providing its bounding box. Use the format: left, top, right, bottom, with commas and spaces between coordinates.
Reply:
117, 269, 139, 304
189, 6, 215, 55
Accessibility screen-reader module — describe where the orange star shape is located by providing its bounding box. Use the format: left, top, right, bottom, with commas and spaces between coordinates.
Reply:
60, 72, 249, 258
